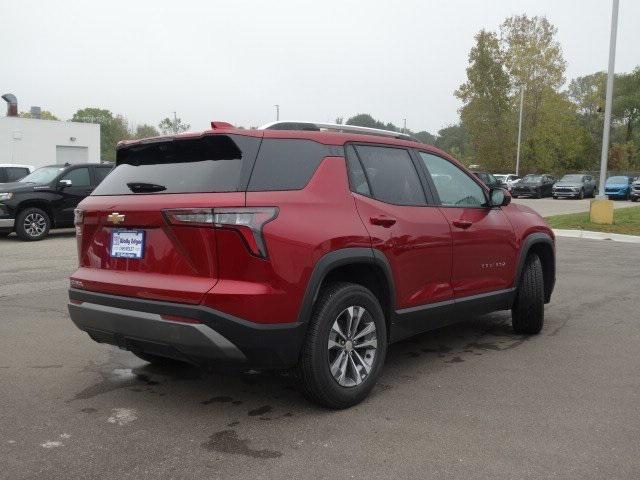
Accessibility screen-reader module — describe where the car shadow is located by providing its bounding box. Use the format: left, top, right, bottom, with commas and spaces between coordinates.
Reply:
70, 310, 528, 416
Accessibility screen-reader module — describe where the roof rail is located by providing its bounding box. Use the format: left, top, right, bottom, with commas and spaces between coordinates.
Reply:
258, 121, 416, 141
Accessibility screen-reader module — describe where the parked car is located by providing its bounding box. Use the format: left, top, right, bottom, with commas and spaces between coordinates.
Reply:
631, 177, 640, 202
68, 121, 555, 409
0, 163, 34, 183
511, 174, 556, 198
494, 174, 520, 191
552, 174, 597, 199
604, 175, 633, 200
0, 163, 113, 240
472, 171, 504, 189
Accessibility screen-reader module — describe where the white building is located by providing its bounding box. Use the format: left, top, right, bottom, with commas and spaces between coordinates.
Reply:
0, 116, 100, 168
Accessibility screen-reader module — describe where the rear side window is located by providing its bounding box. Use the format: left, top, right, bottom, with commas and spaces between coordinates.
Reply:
248, 139, 328, 191
92, 135, 261, 195
6, 167, 29, 182
94, 166, 112, 184
345, 145, 371, 196
354, 145, 425, 205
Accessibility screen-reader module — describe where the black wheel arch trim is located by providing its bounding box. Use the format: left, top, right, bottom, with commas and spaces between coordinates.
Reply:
514, 232, 555, 303
296, 247, 396, 325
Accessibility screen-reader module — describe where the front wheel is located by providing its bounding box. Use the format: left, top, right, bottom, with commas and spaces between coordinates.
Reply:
578, 189, 584, 200
512, 254, 545, 334
632, 197, 638, 202
295, 282, 387, 409
15, 207, 50, 241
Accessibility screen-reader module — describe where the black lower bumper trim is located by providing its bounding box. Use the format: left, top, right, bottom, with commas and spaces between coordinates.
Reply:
68, 288, 306, 369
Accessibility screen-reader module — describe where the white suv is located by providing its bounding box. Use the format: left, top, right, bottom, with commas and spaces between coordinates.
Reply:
0, 164, 34, 183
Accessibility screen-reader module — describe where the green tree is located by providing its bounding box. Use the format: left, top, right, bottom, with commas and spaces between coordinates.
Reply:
19, 110, 59, 120
455, 30, 514, 171
133, 123, 160, 139
612, 67, 640, 143
158, 116, 190, 135
434, 124, 473, 164
346, 114, 394, 130
71, 108, 131, 162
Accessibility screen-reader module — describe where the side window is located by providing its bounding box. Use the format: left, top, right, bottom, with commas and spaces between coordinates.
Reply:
418, 152, 486, 207
61, 167, 91, 187
248, 139, 327, 191
354, 145, 425, 205
6, 167, 29, 181
345, 145, 371, 196
94, 167, 112, 184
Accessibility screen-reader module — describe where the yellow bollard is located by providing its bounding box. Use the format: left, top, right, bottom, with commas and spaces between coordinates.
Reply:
589, 198, 614, 225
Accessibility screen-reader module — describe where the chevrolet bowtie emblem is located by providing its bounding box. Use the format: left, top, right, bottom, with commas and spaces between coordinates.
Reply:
107, 212, 125, 225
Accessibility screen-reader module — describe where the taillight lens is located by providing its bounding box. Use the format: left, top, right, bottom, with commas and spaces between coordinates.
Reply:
162, 207, 278, 258
74, 209, 84, 225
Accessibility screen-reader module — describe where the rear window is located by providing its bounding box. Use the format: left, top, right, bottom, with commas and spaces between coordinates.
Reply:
6, 167, 30, 181
247, 139, 331, 191
92, 135, 261, 195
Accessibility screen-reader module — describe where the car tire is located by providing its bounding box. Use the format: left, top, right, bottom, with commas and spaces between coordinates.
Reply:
295, 282, 387, 409
535, 189, 542, 199
512, 253, 544, 335
15, 207, 51, 241
132, 351, 191, 367
512, 194, 518, 199
632, 197, 638, 202
578, 189, 584, 200
0, 230, 11, 238
552, 195, 557, 200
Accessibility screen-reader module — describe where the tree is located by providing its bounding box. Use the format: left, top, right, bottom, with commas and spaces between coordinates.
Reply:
133, 124, 160, 139
612, 67, 640, 143
413, 131, 436, 145
455, 30, 514, 171
158, 116, 190, 135
346, 114, 393, 130
19, 110, 59, 120
434, 124, 473, 164
71, 108, 131, 162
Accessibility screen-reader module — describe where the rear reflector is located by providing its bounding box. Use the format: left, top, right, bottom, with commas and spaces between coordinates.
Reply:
162, 207, 278, 258
161, 314, 202, 324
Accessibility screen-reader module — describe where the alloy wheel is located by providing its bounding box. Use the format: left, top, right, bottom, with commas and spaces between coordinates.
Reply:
327, 305, 378, 387
23, 212, 47, 238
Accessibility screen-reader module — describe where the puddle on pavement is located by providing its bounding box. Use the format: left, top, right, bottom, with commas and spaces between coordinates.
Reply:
202, 430, 282, 459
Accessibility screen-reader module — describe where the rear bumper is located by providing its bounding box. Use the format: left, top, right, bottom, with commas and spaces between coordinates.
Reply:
68, 288, 306, 369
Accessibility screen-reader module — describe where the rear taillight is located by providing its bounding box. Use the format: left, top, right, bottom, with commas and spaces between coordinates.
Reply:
162, 207, 278, 258
74, 209, 84, 237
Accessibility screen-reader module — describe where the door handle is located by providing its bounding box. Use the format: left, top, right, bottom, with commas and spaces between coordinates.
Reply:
370, 215, 396, 228
452, 220, 473, 229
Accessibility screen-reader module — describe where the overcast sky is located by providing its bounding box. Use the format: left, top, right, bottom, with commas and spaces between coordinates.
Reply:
1, 0, 639, 134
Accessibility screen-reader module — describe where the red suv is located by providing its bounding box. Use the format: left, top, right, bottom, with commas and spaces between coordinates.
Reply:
68, 121, 555, 408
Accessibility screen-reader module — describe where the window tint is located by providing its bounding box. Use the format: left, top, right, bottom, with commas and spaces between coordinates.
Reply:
6, 167, 29, 181
93, 135, 260, 195
354, 146, 425, 205
345, 145, 371, 196
419, 152, 486, 207
61, 167, 91, 187
248, 139, 328, 191
94, 166, 112, 184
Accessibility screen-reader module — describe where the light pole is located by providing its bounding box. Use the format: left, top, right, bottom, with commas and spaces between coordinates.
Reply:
597, 0, 619, 199
274, 105, 280, 121
515, 85, 524, 177
402, 118, 407, 134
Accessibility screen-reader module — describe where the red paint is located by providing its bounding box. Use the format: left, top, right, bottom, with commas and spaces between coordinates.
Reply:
72, 126, 554, 326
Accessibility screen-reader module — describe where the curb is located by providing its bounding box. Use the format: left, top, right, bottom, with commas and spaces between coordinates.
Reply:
553, 229, 640, 244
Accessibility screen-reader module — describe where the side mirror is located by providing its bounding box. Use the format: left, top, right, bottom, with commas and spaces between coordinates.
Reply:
490, 187, 511, 207
59, 179, 72, 188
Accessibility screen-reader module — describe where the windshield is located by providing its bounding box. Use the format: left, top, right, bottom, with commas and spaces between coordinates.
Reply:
19, 166, 63, 184
560, 174, 583, 182
522, 174, 542, 182
494, 175, 507, 181
606, 176, 629, 184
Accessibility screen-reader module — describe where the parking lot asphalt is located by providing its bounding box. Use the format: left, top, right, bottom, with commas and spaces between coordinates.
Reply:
2, 230, 640, 479
512, 197, 636, 217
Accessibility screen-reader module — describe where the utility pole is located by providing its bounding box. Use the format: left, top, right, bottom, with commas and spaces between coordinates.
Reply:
172, 111, 178, 134
515, 85, 524, 177
274, 105, 280, 121
402, 118, 407, 134
597, 0, 619, 199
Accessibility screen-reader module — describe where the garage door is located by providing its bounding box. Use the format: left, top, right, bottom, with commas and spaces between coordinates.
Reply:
56, 146, 88, 165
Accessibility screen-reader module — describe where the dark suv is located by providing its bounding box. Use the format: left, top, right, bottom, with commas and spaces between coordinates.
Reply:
0, 163, 113, 240
68, 121, 555, 408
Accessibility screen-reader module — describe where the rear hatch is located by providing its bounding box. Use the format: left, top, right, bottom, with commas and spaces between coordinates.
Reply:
72, 132, 262, 304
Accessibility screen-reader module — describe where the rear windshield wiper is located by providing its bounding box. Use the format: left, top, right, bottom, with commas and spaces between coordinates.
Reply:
126, 182, 166, 193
